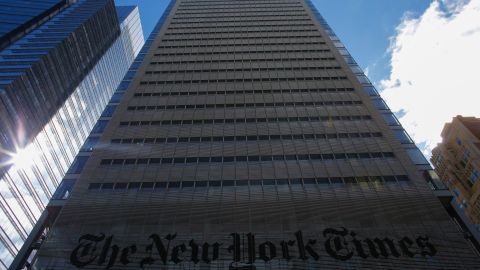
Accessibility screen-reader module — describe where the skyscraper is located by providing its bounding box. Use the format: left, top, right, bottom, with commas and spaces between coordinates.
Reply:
33, 0, 480, 269
0, 1, 144, 268
0, 0, 71, 51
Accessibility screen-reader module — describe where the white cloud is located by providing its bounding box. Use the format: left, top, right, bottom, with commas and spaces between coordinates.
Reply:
364, 67, 370, 77
380, 0, 480, 156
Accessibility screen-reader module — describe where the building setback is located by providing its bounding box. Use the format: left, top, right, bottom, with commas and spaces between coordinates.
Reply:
33, 0, 480, 269
0, 1, 144, 268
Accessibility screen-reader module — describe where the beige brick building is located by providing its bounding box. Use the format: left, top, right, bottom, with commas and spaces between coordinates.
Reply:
30, 0, 480, 269
432, 116, 480, 226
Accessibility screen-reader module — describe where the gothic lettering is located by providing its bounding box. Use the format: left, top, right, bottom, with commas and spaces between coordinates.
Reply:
280, 240, 295, 260
70, 233, 105, 267
295, 230, 320, 260
258, 241, 276, 262
98, 235, 119, 269
189, 240, 200, 264
140, 233, 176, 267
350, 232, 368, 258
201, 242, 222, 263
398, 236, 416, 257
171, 243, 186, 264
69, 229, 437, 268
416, 236, 437, 257
364, 238, 401, 258
247, 233, 256, 264
228, 233, 241, 263
120, 245, 136, 265
323, 227, 354, 260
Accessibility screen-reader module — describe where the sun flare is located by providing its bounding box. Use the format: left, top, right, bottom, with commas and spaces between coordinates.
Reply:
10, 146, 39, 171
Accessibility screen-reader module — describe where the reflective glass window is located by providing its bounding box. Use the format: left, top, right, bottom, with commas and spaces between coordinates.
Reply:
372, 98, 389, 110
101, 105, 117, 117
393, 129, 413, 144
406, 148, 429, 165
91, 120, 109, 133
383, 113, 400, 126
80, 137, 99, 152
67, 156, 89, 174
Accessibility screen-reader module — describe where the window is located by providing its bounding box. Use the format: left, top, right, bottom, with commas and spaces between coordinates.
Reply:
456, 137, 462, 145
128, 182, 141, 190
92, 120, 108, 134
469, 169, 479, 185
393, 129, 413, 144
67, 156, 89, 174
462, 150, 470, 165
372, 98, 389, 110
406, 148, 429, 165
141, 182, 155, 190
363, 86, 378, 96
80, 137, 99, 152
102, 183, 114, 190
110, 93, 124, 103
356, 75, 370, 84
169, 182, 181, 188
88, 183, 101, 190
423, 170, 447, 190
101, 105, 116, 117
115, 183, 128, 190
383, 113, 400, 126
52, 179, 76, 200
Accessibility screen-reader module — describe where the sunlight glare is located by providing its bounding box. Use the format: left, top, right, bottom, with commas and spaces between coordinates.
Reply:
10, 146, 39, 171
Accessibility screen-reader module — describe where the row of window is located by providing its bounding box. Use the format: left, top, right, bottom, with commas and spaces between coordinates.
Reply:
161, 34, 322, 42
171, 13, 308, 21
126, 101, 363, 111
157, 41, 326, 48
145, 66, 340, 75
149, 57, 336, 65
178, 1, 299, 6
178, 3, 302, 9
87, 175, 410, 192
179, 1, 300, 7
118, 115, 373, 127
111, 132, 383, 145
133, 88, 355, 97
164, 29, 317, 36
139, 77, 348, 85
100, 152, 396, 166
169, 18, 311, 25
153, 49, 330, 56
177, 5, 302, 11
179, 0, 297, 5
167, 23, 314, 30
175, 8, 306, 15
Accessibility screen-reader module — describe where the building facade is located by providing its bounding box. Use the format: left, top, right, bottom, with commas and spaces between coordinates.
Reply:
0, 0, 120, 169
432, 116, 480, 231
33, 0, 480, 269
0, 1, 144, 269
0, 0, 72, 51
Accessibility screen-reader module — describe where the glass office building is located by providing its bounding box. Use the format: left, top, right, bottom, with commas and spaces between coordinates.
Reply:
33, 0, 480, 269
0, 1, 144, 269
0, 0, 71, 50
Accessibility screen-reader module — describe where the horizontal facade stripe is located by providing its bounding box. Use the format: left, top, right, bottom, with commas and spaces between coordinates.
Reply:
87, 175, 411, 191
118, 115, 373, 126
111, 132, 383, 144
100, 152, 395, 166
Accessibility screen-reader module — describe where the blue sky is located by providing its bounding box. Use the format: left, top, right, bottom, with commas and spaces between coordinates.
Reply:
310, 0, 431, 84
114, 0, 480, 155
115, 0, 430, 84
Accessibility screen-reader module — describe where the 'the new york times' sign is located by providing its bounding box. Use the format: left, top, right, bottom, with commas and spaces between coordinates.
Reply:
70, 227, 436, 269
